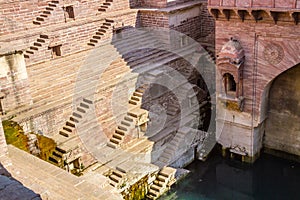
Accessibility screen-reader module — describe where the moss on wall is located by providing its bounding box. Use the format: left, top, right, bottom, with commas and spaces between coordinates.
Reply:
36, 134, 56, 162
2, 120, 56, 162
2, 120, 30, 152
122, 175, 148, 200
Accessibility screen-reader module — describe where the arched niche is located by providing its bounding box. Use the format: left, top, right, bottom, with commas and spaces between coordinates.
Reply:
217, 38, 245, 111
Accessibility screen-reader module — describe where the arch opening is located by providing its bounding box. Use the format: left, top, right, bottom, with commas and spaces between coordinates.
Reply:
264, 63, 300, 159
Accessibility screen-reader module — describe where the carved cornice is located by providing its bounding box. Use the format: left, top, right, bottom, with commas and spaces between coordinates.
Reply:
208, 6, 300, 24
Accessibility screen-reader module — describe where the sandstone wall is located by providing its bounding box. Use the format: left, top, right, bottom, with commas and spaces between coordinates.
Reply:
214, 14, 300, 159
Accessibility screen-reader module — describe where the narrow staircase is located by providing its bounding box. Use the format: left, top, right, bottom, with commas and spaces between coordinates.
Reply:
87, 19, 114, 46
155, 128, 187, 168
107, 86, 148, 149
24, 34, 50, 59
48, 98, 93, 166
108, 169, 126, 189
33, 0, 60, 25
98, 0, 114, 12
147, 167, 176, 200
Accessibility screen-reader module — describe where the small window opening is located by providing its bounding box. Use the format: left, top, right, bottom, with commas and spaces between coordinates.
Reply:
66, 6, 75, 19
223, 73, 236, 96
50, 45, 62, 58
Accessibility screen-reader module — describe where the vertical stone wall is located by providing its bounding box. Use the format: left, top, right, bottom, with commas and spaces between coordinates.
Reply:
170, 3, 215, 45
139, 11, 169, 28
213, 9, 300, 160
138, 0, 167, 8
0, 0, 49, 35
0, 52, 32, 112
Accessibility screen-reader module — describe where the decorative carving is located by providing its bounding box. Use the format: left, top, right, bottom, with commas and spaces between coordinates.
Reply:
263, 43, 284, 65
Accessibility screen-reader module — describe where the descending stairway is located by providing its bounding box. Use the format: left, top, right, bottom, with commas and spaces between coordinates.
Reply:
147, 167, 176, 200
155, 128, 188, 168
87, 19, 114, 46
24, 34, 50, 59
98, 0, 114, 12
48, 98, 93, 166
107, 86, 148, 149
108, 169, 126, 188
33, 0, 60, 25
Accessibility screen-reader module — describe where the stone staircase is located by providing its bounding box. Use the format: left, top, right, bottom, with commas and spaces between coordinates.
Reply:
108, 169, 126, 188
155, 127, 189, 168
107, 86, 148, 149
48, 98, 93, 166
24, 34, 50, 59
147, 167, 176, 200
87, 19, 114, 46
98, 0, 114, 12
33, 0, 60, 25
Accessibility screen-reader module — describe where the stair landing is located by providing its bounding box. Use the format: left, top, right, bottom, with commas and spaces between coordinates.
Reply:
5, 145, 122, 200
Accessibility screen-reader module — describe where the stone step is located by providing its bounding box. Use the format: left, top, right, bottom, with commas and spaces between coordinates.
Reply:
93, 35, 101, 40
49, 154, 62, 163
115, 128, 125, 136
80, 102, 90, 109
153, 180, 164, 187
161, 151, 173, 158
46, 7, 54, 11
124, 115, 134, 122
107, 142, 118, 149
37, 38, 46, 43
48, 3, 57, 7
66, 120, 75, 128
30, 46, 38, 51
59, 130, 70, 137
40, 34, 49, 39
43, 10, 51, 14
120, 120, 131, 127
131, 96, 141, 101
77, 106, 86, 113
90, 39, 98, 43
52, 150, 63, 158
33, 42, 42, 47
160, 167, 176, 177
133, 91, 143, 97
96, 31, 105, 36
112, 133, 123, 140
109, 174, 121, 183
105, 19, 114, 23
72, 112, 82, 119
150, 184, 162, 192
118, 125, 128, 131
70, 116, 80, 123
158, 156, 169, 163
148, 189, 160, 197
83, 98, 93, 104
157, 175, 167, 182
26, 50, 34, 54
36, 16, 45, 21
63, 126, 73, 133
129, 99, 138, 105
98, 8, 106, 12
112, 170, 124, 178
110, 137, 120, 144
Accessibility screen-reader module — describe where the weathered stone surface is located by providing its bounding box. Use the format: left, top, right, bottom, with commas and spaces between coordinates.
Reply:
212, 1, 300, 161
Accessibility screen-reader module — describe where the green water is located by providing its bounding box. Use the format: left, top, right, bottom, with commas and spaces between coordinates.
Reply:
160, 154, 300, 200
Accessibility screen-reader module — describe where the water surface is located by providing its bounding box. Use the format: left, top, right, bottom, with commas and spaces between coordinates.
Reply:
160, 154, 300, 200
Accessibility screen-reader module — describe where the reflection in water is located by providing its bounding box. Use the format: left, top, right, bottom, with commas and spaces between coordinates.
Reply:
160, 154, 300, 200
